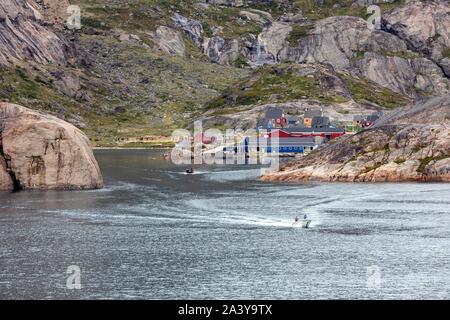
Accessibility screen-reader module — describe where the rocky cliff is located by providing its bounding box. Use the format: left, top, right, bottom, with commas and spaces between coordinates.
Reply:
0, 0, 73, 67
262, 95, 450, 182
0, 102, 103, 191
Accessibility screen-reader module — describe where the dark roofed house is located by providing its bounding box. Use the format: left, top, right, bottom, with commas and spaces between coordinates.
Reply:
311, 116, 330, 128
257, 107, 287, 129
304, 109, 322, 119
354, 111, 383, 127
366, 114, 380, 123
287, 116, 299, 126
353, 115, 366, 125
256, 117, 274, 129
265, 107, 284, 119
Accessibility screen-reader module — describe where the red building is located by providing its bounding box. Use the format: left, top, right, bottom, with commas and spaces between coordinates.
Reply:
263, 127, 345, 142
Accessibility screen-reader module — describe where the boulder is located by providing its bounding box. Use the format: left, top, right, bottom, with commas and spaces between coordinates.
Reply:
0, 103, 103, 191
153, 26, 186, 56
239, 10, 271, 24
119, 33, 141, 42
203, 36, 226, 63
172, 13, 204, 47
202, 36, 240, 65
257, 22, 292, 63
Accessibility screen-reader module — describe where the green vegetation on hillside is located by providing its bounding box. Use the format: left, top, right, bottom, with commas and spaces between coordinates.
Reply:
380, 49, 419, 60
288, 25, 313, 46
443, 48, 450, 59
205, 65, 342, 112
340, 74, 411, 109
417, 154, 449, 173
293, 0, 406, 20
0, 32, 248, 147
204, 64, 410, 114
74, 0, 277, 39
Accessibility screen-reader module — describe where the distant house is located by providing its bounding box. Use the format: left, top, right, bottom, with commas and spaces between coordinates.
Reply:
311, 116, 330, 128
353, 111, 383, 128
363, 112, 383, 128
287, 116, 299, 126
353, 115, 366, 126
256, 118, 274, 129
257, 107, 287, 129
303, 109, 322, 127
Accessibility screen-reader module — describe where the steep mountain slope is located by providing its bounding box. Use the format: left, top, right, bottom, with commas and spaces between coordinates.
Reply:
262, 95, 450, 182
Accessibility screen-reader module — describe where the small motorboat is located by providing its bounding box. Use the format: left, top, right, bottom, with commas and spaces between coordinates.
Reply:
292, 215, 312, 228
185, 168, 195, 174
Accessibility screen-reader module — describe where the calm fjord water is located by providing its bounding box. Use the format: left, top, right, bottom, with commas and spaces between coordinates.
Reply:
1, 149, 450, 299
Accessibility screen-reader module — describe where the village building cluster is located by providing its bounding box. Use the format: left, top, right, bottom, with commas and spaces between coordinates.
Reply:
249, 107, 382, 155
250, 107, 345, 154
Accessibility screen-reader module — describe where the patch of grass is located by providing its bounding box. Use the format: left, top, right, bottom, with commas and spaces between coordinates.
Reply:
340, 74, 410, 109
250, 1, 287, 17
394, 157, 405, 165
81, 17, 110, 30
364, 162, 383, 173
235, 71, 317, 105
202, 6, 263, 38
442, 48, 450, 59
288, 25, 313, 46
293, 0, 405, 20
353, 51, 366, 61
417, 155, 449, 173
381, 49, 419, 60
234, 55, 250, 68
411, 145, 423, 153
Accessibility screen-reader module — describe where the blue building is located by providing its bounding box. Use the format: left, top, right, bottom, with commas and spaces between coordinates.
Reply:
244, 136, 316, 154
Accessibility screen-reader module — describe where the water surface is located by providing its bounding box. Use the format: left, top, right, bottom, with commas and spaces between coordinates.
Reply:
1, 149, 449, 299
